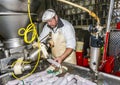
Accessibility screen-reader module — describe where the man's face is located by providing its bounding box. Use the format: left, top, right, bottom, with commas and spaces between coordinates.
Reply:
47, 16, 58, 28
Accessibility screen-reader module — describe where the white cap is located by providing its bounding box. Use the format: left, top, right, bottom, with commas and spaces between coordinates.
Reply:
42, 9, 56, 22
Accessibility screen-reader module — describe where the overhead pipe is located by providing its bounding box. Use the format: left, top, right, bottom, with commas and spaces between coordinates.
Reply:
57, 0, 100, 26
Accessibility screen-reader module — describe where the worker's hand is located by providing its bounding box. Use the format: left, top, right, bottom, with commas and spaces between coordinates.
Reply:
32, 42, 39, 48
54, 57, 63, 64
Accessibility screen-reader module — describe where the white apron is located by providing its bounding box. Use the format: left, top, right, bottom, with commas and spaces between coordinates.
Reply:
51, 29, 76, 64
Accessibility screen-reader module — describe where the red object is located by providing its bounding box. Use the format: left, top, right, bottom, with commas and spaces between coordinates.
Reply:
76, 52, 83, 66
83, 58, 89, 67
104, 56, 114, 73
117, 22, 120, 29
102, 32, 110, 62
114, 72, 120, 77
99, 32, 110, 70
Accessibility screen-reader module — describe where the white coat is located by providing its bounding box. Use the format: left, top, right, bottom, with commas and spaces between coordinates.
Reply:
40, 18, 76, 64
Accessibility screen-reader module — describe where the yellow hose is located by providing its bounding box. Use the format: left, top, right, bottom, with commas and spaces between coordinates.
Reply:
57, 0, 100, 25
12, 0, 41, 80
18, 0, 38, 44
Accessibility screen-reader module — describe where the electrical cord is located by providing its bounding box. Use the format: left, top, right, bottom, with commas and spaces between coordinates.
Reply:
12, 0, 41, 80
18, 0, 38, 44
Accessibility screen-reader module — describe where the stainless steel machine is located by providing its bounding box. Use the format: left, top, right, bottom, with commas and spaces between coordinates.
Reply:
0, 0, 48, 84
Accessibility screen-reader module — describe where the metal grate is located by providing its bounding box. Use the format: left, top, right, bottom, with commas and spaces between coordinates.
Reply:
108, 30, 120, 57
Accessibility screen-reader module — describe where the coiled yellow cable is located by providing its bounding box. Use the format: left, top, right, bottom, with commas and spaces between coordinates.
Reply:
18, 0, 37, 44
12, 0, 41, 80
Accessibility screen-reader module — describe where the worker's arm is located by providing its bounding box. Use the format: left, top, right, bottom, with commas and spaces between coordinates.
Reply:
40, 25, 51, 42
54, 48, 73, 64
32, 25, 51, 48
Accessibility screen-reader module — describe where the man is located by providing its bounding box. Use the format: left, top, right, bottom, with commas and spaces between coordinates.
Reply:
39, 9, 76, 64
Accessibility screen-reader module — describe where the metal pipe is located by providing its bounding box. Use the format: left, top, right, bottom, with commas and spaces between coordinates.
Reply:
0, 72, 11, 79
101, 0, 114, 67
23, 64, 31, 71
90, 47, 100, 73
99, 72, 120, 81
98, 72, 120, 85
3, 38, 23, 48
0, 12, 36, 15
106, 0, 114, 32
27, 48, 40, 61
